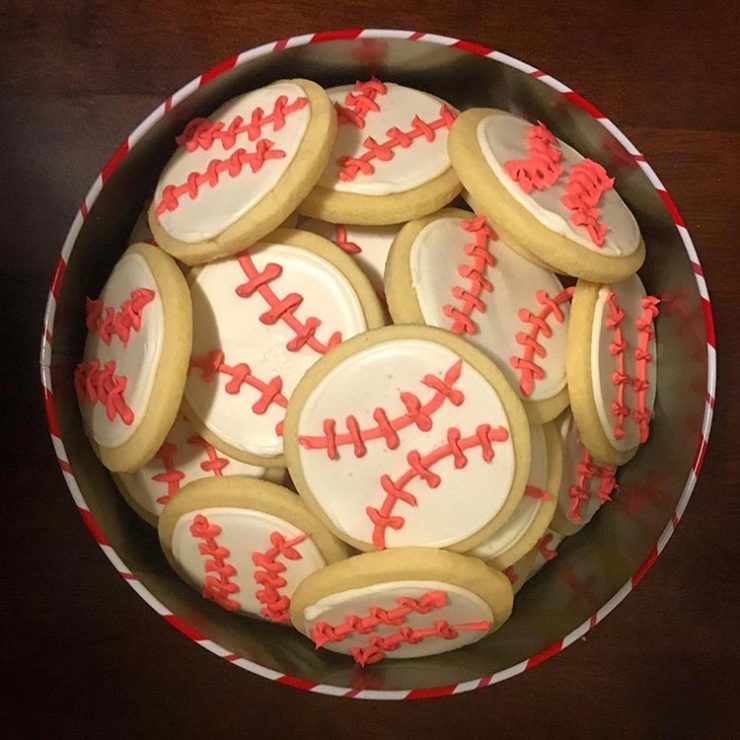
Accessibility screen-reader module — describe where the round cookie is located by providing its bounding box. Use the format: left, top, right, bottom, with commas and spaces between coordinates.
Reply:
502, 548, 537, 596
284, 325, 531, 553
149, 79, 336, 265
385, 208, 572, 423
113, 410, 284, 527
448, 108, 645, 282
550, 410, 618, 536
300, 78, 462, 225
299, 217, 399, 297
184, 228, 384, 468
567, 273, 660, 465
74, 242, 192, 472
289, 548, 513, 664
468, 420, 561, 570
158, 477, 349, 625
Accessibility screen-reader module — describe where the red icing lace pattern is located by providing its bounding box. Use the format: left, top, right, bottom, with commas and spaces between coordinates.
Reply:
509, 287, 574, 397
561, 160, 615, 247
189, 513, 240, 611
567, 442, 616, 522
333, 224, 362, 254
298, 361, 465, 459
504, 122, 564, 193
337, 104, 457, 182
74, 360, 134, 424
536, 531, 558, 562
310, 590, 490, 667
175, 95, 308, 152
442, 217, 496, 336
335, 78, 387, 128
235, 252, 342, 355
86, 288, 155, 347
604, 292, 660, 443
252, 531, 307, 623
189, 350, 288, 435
368, 424, 510, 550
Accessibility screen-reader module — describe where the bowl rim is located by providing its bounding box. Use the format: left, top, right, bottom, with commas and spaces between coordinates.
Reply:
39, 28, 717, 700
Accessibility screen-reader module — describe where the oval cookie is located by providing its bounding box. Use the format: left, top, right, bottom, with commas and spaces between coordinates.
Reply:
158, 478, 349, 624
385, 208, 572, 423
284, 325, 531, 552
290, 548, 513, 664
184, 228, 384, 467
74, 242, 192, 472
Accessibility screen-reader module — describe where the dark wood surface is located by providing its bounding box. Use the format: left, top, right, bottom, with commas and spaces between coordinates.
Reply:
5, 1, 739, 737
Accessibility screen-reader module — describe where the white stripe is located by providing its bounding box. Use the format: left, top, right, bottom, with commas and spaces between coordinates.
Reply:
533, 74, 572, 93
99, 544, 131, 575
595, 581, 632, 623
636, 160, 664, 190
125, 578, 172, 616
284, 33, 314, 49
63, 470, 87, 509
656, 519, 675, 554
197, 639, 237, 658
677, 225, 700, 264
694, 272, 709, 300
359, 28, 416, 40
489, 51, 538, 74
171, 77, 201, 108
129, 105, 167, 149
451, 678, 484, 694
562, 618, 591, 648
309, 683, 353, 697
417, 33, 457, 46
597, 118, 641, 155
51, 435, 68, 463
237, 42, 278, 65
703, 392, 715, 439
349, 689, 411, 700
675, 469, 697, 521
706, 346, 717, 401
487, 659, 528, 684
42, 294, 57, 353
40, 365, 52, 397
39, 330, 52, 367
77, 179, 103, 244
229, 657, 285, 680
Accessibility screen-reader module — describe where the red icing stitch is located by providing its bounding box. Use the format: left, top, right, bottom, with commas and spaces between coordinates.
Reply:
503, 565, 519, 585
236, 252, 342, 355
74, 360, 134, 424
298, 361, 465, 459
504, 122, 564, 194
561, 160, 615, 247
333, 224, 362, 254
86, 288, 155, 347
189, 513, 240, 611
187, 435, 230, 476
335, 77, 387, 128
442, 217, 496, 336
633, 296, 660, 443
252, 531, 307, 623
367, 424, 510, 550
337, 104, 456, 182
175, 95, 308, 152
567, 441, 616, 522
509, 287, 574, 397
525, 484, 553, 501
536, 531, 558, 561
155, 139, 286, 216
152, 442, 186, 506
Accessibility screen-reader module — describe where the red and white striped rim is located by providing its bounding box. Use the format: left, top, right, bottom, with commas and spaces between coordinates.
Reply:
39, 29, 717, 700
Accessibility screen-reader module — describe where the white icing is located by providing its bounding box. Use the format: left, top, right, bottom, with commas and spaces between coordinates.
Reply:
300, 217, 397, 295
303, 580, 493, 659
528, 528, 563, 579
185, 242, 368, 458
470, 422, 549, 560
172, 507, 325, 619
81, 252, 163, 448
410, 215, 568, 402
318, 82, 454, 196
297, 339, 517, 549
117, 412, 268, 518
590, 273, 658, 451
154, 82, 311, 242
477, 112, 641, 256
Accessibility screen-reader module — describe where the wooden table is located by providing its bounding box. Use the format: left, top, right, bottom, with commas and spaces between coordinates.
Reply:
5, 2, 738, 737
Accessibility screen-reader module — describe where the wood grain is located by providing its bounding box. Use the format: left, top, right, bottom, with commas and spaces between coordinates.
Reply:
4, 1, 739, 737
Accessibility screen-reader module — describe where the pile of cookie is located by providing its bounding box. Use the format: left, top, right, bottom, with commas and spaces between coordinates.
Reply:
76, 78, 659, 666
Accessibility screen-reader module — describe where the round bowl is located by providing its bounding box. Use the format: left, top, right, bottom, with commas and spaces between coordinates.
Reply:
40, 29, 715, 700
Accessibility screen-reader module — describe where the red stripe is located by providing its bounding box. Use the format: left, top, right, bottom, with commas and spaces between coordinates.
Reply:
632, 153, 646, 162
164, 96, 173, 113
531, 70, 545, 78
656, 189, 685, 227
78, 507, 110, 546
563, 91, 604, 119
274, 38, 288, 51
408, 31, 425, 40
58, 459, 72, 474
589, 613, 598, 628
631, 546, 659, 588
43, 384, 61, 437
101, 140, 130, 184
406, 684, 457, 699
80, 200, 89, 219
701, 297, 716, 348
163, 614, 206, 642
671, 512, 679, 528
692, 433, 708, 475
692, 261, 704, 277
477, 676, 492, 689
50, 254, 66, 301
344, 688, 360, 698
451, 39, 493, 56
311, 29, 363, 43
525, 638, 564, 669
276, 674, 319, 691
43, 326, 53, 343
122, 572, 136, 580
707, 392, 715, 409
223, 653, 240, 661
199, 55, 238, 86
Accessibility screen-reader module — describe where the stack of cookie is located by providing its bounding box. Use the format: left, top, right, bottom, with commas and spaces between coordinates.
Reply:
75, 77, 659, 666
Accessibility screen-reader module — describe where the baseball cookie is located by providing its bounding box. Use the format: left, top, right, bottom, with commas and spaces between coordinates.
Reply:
149, 80, 336, 264
448, 109, 645, 282
300, 78, 462, 224
525, 528, 564, 582
299, 217, 398, 297
549, 410, 617, 536
468, 420, 561, 570
113, 411, 284, 527
502, 548, 537, 595
184, 228, 384, 468
289, 548, 513, 664
158, 477, 349, 624
385, 208, 572, 423
567, 273, 660, 465
284, 325, 531, 552
75, 242, 192, 472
